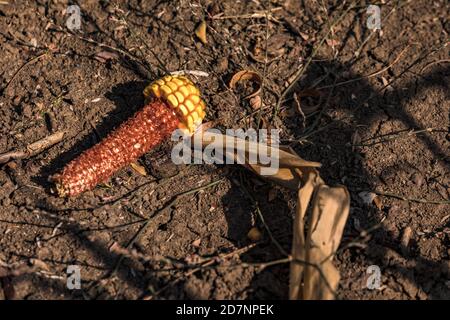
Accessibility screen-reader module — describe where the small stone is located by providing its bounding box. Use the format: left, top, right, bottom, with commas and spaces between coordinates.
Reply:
247, 227, 262, 242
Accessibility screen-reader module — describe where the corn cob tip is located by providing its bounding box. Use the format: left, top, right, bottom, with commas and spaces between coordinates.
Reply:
143, 75, 206, 134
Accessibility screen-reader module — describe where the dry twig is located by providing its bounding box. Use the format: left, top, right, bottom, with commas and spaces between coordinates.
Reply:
0, 131, 66, 165
373, 191, 450, 205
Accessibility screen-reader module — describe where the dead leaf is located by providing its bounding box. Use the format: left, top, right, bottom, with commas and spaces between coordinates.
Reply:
245, 145, 322, 190
130, 162, 147, 176
229, 70, 263, 100
195, 21, 208, 44
192, 238, 202, 247
251, 35, 288, 61
249, 95, 262, 110
247, 227, 262, 241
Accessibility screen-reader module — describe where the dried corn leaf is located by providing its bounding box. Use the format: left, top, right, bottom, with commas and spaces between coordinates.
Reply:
197, 131, 320, 168
194, 131, 320, 189
289, 168, 323, 299
303, 250, 341, 299
192, 129, 349, 300
302, 184, 350, 300
248, 164, 300, 189
246, 145, 321, 190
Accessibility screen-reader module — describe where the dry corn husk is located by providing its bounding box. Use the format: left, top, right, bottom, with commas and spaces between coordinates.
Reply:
193, 129, 350, 300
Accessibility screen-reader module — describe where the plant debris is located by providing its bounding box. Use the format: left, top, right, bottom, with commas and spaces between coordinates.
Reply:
0, 131, 66, 165
229, 70, 263, 101
195, 20, 208, 44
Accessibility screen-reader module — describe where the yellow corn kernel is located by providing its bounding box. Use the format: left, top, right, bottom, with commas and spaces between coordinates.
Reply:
150, 84, 161, 97
174, 91, 184, 104
186, 84, 199, 95
179, 104, 188, 116
179, 85, 190, 97
143, 86, 153, 98
167, 81, 178, 92
178, 123, 188, 131
184, 99, 195, 112
144, 75, 206, 133
167, 94, 178, 108
172, 78, 184, 87
190, 111, 199, 122
190, 94, 200, 104
155, 79, 165, 86
160, 84, 172, 96
186, 115, 194, 127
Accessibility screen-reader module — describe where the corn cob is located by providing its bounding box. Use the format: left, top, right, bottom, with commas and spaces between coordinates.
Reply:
52, 75, 206, 197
